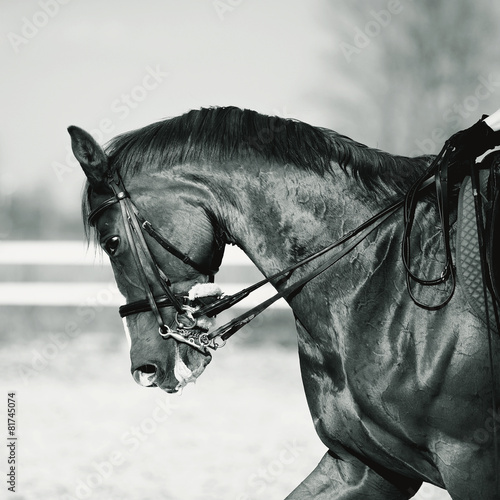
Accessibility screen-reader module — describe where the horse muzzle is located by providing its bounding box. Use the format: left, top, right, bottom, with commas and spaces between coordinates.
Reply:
131, 343, 212, 393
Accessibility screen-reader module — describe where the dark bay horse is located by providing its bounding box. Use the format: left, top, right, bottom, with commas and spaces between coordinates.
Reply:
69, 107, 499, 499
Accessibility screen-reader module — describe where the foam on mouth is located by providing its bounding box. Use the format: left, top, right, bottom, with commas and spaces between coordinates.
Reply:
173, 345, 196, 390
122, 319, 132, 349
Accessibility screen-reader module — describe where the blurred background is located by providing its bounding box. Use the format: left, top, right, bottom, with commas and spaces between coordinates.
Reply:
2, 1, 500, 499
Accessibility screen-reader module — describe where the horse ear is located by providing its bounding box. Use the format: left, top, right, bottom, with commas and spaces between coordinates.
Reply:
68, 126, 109, 192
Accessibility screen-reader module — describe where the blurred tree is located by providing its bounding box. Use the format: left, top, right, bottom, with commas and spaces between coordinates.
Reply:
319, 0, 500, 155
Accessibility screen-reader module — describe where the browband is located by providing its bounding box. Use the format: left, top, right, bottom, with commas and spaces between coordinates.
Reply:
88, 195, 124, 226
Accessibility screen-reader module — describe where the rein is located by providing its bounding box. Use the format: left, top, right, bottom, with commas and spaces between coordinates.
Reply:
197, 192, 421, 344
89, 127, 500, 355
402, 141, 457, 310
197, 145, 460, 344
88, 171, 436, 354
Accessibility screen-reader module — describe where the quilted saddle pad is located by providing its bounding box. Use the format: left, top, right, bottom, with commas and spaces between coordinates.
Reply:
456, 170, 497, 326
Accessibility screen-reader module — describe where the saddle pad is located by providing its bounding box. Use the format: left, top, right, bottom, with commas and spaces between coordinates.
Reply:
488, 170, 500, 301
456, 170, 496, 324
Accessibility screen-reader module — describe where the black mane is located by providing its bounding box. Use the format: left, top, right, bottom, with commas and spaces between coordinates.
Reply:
104, 106, 433, 196
83, 107, 433, 241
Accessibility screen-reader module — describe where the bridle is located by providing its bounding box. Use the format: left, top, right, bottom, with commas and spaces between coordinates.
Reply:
88, 171, 226, 352
87, 167, 444, 354
87, 147, 482, 355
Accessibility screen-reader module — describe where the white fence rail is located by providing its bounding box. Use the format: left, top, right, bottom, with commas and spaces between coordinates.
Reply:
0, 240, 249, 266
0, 241, 287, 309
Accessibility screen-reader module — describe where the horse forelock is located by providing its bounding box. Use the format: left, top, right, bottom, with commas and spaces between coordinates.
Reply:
81, 182, 99, 247
89, 106, 433, 205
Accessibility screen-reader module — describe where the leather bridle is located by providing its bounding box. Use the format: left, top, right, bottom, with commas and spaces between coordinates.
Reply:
88, 158, 459, 355
88, 172, 226, 353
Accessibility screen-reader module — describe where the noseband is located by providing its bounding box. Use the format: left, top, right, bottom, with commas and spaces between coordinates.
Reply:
88, 172, 225, 353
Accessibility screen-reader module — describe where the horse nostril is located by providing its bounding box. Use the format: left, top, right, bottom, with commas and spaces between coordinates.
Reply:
133, 364, 158, 387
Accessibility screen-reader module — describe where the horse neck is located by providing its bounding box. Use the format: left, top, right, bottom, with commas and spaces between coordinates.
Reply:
213, 160, 378, 277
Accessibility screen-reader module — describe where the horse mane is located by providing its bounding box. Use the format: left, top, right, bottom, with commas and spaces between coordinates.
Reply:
104, 106, 433, 195
83, 107, 433, 239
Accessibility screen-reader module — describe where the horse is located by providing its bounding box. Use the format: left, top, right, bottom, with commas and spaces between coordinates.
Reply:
68, 106, 500, 499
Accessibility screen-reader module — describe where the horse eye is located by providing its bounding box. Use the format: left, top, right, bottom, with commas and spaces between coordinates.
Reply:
104, 236, 121, 256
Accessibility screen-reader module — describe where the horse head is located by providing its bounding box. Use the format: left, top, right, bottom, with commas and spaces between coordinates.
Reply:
68, 125, 225, 393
